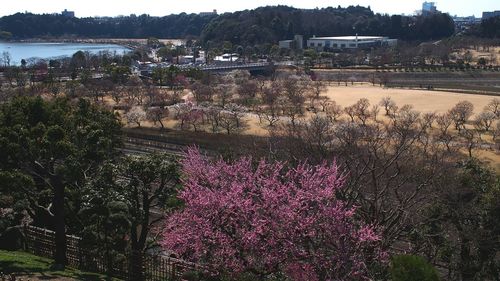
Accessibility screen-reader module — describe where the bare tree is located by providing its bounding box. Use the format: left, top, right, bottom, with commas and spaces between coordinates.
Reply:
352, 98, 372, 126
146, 107, 169, 129
474, 111, 496, 139
449, 101, 474, 131
344, 105, 356, 123
219, 111, 240, 135
379, 97, 397, 116
281, 75, 311, 126
216, 83, 235, 108
325, 101, 343, 122
126, 106, 146, 128
237, 79, 259, 106
261, 82, 283, 127
484, 98, 500, 119
460, 128, 477, 158
308, 79, 327, 109
203, 106, 223, 133
190, 81, 214, 102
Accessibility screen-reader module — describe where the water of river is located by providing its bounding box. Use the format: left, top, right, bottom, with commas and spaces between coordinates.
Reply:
0, 42, 132, 65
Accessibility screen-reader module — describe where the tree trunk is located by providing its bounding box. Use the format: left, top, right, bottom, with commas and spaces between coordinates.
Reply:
52, 181, 67, 267
129, 248, 144, 281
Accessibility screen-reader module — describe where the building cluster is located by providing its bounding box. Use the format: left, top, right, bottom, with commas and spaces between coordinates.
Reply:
482, 11, 500, 20
279, 35, 397, 51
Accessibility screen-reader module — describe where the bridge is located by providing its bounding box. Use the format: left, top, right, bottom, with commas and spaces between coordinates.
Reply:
198, 62, 275, 74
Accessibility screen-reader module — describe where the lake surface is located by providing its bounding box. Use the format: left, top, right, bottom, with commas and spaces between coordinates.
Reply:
0, 42, 132, 65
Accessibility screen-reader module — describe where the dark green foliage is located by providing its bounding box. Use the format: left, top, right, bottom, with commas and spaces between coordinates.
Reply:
411, 159, 500, 280
390, 255, 439, 281
80, 162, 130, 279
0, 172, 34, 250
0, 12, 215, 39
200, 6, 455, 46
85, 153, 181, 280
0, 97, 122, 265
0, 7, 455, 44
480, 16, 500, 38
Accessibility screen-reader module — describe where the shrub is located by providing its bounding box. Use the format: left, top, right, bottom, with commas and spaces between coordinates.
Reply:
390, 255, 440, 281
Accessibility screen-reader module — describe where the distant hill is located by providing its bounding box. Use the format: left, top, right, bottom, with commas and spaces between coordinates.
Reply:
200, 5, 456, 45
0, 6, 456, 44
0, 12, 215, 39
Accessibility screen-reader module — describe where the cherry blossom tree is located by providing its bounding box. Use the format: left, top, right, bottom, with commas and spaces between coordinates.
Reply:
162, 149, 385, 280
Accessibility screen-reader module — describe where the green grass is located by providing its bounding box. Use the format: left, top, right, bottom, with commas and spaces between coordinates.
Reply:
0, 250, 117, 280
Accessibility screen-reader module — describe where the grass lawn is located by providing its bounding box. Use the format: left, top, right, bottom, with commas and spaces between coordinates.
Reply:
0, 250, 118, 280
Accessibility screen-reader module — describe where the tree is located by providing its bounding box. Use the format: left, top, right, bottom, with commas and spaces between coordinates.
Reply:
0, 97, 122, 267
146, 107, 169, 129
80, 163, 130, 279
2, 51, 11, 67
412, 160, 500, 280
474, 111, 496, 136
0, 172, 34, 250
126, 106, 146, 128
485, 98, 500, 119
324, 101, 343, 122
162, 148, 385, 280
269, 101, 457, 249
89, 153, 180, 281
260, 81, 283, 127
353, 98, 371, 126
449, 101, 474, 131
308, 79, 327, 108
190, 81, 214, 102
379, 97, 397, 116
281, 75, 311, 126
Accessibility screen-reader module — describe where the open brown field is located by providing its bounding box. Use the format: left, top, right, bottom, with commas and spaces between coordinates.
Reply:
324, 84, 496, 116
456, 47, 500, 65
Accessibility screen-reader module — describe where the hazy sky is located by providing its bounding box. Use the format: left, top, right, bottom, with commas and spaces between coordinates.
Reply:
2, 0, 499, 18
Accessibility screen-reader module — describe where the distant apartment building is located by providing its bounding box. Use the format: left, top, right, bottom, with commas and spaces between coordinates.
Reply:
278, 35, 304, 50
307, 35, 397, 51
453, 16, 482, 31
199, 10, 218, 17
422, 2, 438, 16
483, 11, 500, 20
61, 9, 75, 18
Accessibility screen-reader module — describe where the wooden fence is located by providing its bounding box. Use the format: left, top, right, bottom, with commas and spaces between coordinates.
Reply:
24, 225, 201, 280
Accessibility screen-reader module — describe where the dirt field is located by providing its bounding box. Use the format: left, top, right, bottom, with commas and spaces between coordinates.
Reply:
457, 47, 500, 65
324, 84, 496, 116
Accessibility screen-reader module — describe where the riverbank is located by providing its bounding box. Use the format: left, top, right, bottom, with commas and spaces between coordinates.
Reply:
3, 37, 186, 47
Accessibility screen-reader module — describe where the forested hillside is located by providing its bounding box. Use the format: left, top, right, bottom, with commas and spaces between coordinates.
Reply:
0, 5, 456, 43
0, 12, 214, 38
200, 6, 455, 45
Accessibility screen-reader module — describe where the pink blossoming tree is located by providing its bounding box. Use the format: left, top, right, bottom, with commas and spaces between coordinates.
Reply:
162, 148, 385, 280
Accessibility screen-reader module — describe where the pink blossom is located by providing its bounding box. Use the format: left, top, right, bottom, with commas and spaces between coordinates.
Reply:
162, 148, 385, 280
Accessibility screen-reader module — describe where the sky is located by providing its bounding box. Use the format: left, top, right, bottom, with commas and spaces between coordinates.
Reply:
2, 0, 499, 18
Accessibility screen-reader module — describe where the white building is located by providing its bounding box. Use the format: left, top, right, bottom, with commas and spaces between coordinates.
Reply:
307, 36, 397, 50
213, 53, 239, 63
